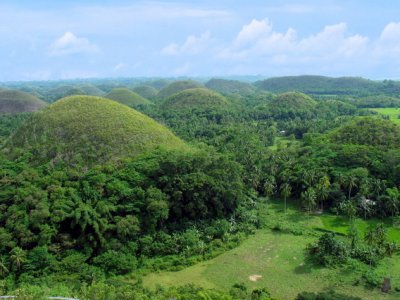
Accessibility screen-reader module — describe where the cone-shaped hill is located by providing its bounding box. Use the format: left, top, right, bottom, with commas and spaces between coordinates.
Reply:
157, 80, 203, 99
0, 90, 47, 113
329, 117, 400, 148
106, 88, 152, 106
133, 85, 158, 99
78, 84, 105, 97
161, 88, 230, 110
269, 92, 317, 110
4, 96, 186, 165
205, 78, 256, 96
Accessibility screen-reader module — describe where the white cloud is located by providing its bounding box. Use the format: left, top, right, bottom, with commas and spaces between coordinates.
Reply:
219, 19, 369, 64
162, 32, 212, 55
49, 32, 99, 56
374, 22, 400, 58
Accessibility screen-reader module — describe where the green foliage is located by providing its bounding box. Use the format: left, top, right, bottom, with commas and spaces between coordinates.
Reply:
0, 90, 46, 114
133, 85, 159, 99
296, 290, 362, 300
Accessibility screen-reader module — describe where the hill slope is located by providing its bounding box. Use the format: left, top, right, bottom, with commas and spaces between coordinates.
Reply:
255, 75, 381, 95
106, 88, 152, 106
157, 80, 203, 99
4, 96, 185, 164
269, 92, 317, 110
330, 117, 400, 148
205, 78, 256, 96
0, 90, 47, 113
161, 88, 229, 110
133, 85, 159, 99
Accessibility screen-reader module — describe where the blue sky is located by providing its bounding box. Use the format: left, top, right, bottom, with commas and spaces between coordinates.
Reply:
1, 0, 400, 81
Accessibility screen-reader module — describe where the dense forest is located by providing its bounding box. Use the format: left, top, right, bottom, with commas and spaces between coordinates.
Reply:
0, 76, 400, 299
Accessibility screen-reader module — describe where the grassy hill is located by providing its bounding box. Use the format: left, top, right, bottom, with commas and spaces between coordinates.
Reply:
47, 85, 86, 101
161, 88, 229, 110
0, 90, 47, 113
106, 88, 152, 106
255, 75, 382, 95
4, 95, 185, 165
78, 84, 105, 97
157, 80, 203, 99
205, 78, 256, 96
133, 85, 159, 99
330, 117, 400, 148
270, 92, 317, 110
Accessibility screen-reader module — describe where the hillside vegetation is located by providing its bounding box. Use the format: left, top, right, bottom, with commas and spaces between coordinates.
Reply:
157, 80, 203, 99
0, 90, 46, 113
4, 95, 184, 165
161, 88, 229, 110
205, 78, 256, 96
133, 85, 159, 99
106, 88, 152, 106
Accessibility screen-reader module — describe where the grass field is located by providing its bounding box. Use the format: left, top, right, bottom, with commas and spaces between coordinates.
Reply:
370, 108, 400, 124
143, 200, 400, 300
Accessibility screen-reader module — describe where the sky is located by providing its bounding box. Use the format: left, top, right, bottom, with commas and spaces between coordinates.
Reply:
1, 0, 400, 81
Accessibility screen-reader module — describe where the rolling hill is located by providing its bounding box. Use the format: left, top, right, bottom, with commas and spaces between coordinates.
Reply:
133, 85, 159, 99
269, 92, 317, 110
4, 95, 185, 164
0, 90, 47, 113
255, 75, 382, 95
157, 80, 203, 99
205, 78, 256, 96
105, 88, 152, 106
161, 88, 229, 110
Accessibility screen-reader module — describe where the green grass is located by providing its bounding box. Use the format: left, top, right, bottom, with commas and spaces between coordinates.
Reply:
370, 108, 400, 124
105, 88, 152, 106
143, 200, 400, 300
4, 95, 186, 165
0, 90, 46, 113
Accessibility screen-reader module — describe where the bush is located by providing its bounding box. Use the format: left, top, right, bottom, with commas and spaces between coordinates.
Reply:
93, 250, 136, 275
296, 290, 362, 300
308, 233, 349, 266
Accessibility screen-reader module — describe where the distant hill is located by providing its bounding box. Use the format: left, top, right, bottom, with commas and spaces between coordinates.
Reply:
77, 84, 105, 97
133, 85, 159, 99
161, 88, 229, 110
269, 92, 317, 110
106, 88, 152, 106
330, 117, 400, 148
157, 80, 203, 99
205, 78, 256, 96
141, 79, 172, 90
4, 96, 185, 165
47, 85, 86, 101
255, 76, 384, 96
0, 90, 46, 113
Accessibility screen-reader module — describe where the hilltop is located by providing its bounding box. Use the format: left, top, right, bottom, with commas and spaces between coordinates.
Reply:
133, 85, 159, 99
269, 92, 317, 110
330, 117, 400, 148
161, 88, 229, 110
157, 80, 203, 99
106, 88, 152, 106
205, 78, 256, 96
0, 90, 46, 113
4, 95, 185, 164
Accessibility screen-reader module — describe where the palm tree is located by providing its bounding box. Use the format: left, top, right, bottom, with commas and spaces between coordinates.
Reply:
0, 256, 9, 277
317, 175, 330, 211
280, 183, 292, 213
263, 177, 276, 199
364, 228, 376, 247
346, 174, 358, 200
9, 247, 26, 270
385, 187, 399, 219
301, 187, 317, 214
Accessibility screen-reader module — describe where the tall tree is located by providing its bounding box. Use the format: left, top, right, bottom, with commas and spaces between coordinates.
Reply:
280, 183, 292, 213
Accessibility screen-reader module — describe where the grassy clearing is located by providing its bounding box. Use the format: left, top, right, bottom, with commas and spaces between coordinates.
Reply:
370, 108, 400, 124
143, 200, 400, 300
268, 136, 299, 151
